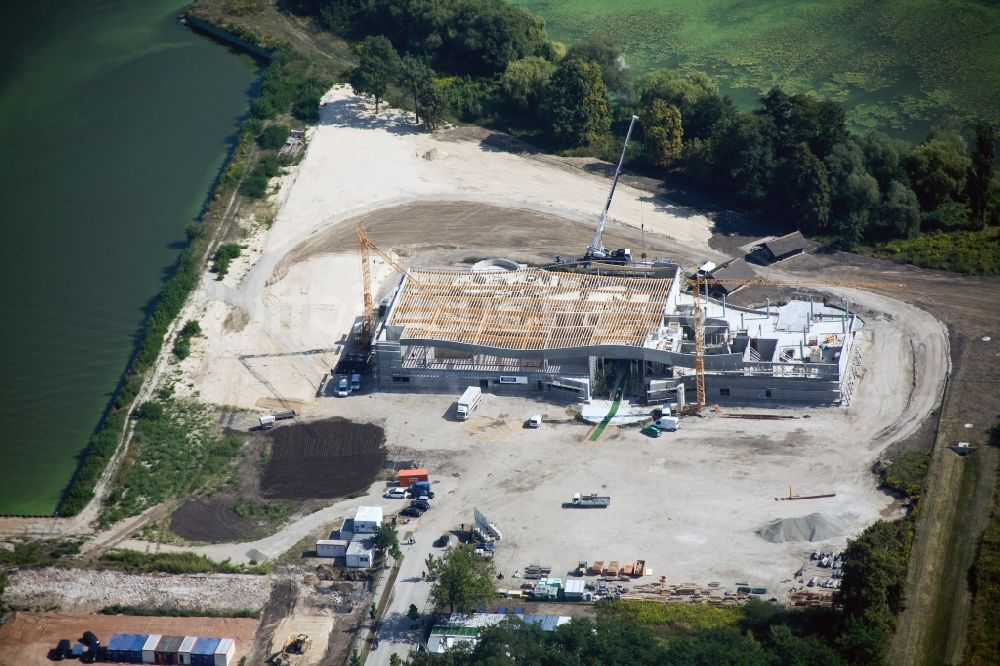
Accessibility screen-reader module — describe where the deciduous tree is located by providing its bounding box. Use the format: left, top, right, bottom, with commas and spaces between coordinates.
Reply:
541, 58, 610, 147
430, 545, 497, 614
641, 99, 683, 168
350, 35, 401, 113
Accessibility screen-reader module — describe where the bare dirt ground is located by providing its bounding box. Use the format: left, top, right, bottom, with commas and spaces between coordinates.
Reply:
0, 612, 257, 666
262, 419, 387, 499
170, 496, 257, 543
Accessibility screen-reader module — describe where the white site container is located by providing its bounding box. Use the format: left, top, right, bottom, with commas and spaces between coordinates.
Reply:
214, 638, 236, 666
141, 634, 161, 664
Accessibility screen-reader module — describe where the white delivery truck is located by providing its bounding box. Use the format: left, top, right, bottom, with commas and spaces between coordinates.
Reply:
456, 386, 482, 420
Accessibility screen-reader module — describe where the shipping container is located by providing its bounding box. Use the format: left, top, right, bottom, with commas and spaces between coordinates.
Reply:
397, 468, 429, 487
107, 633, 128, 663
154, 635, 184, 665
129, 634, 149, 663
142, 635, 162, 664
191, 638, 221, 666
213, 638, 236, 666
177, 636, 197, 665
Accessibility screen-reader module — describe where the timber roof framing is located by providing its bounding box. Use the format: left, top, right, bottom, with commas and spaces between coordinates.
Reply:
389, 269, 673, 351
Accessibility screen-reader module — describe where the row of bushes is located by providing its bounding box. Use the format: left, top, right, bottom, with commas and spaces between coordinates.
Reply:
100, 605, 259, 618
964, 422, 1000, 665
98, 549, 270, 575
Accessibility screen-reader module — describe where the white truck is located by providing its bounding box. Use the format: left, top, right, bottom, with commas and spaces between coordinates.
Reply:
571, 493, 611, 508
456, 386, 482, 420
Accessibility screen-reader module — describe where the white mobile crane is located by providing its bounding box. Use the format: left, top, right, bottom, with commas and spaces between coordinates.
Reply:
582, 114, 639, 264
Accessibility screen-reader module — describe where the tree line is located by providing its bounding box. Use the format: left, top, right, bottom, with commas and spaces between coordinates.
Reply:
284, 0, 999, 272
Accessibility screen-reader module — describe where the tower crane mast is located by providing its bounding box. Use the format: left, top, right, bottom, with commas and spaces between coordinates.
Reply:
356, 224, 418, 343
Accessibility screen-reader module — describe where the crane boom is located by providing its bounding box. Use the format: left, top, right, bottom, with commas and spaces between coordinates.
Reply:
586, 114, 639, 260
357, 224, 420, 342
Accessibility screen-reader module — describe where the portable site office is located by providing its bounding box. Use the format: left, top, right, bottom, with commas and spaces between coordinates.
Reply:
153, 635, 184, 664
142, 634, 162, 663
108, 633, 149, 663
214, 638, 236, 666
191, 637, 221, 666
178, 635, 198, 664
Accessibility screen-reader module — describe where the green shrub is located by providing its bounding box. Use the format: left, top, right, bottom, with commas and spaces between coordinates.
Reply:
881, 450, 931, 503
135, 402, 164, 421
258, 123, 290, 149
98, 549, 269, 575
100, 605, 259, 618
211, 243, 243, 278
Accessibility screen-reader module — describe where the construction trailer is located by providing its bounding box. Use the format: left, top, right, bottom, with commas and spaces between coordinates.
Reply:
316, 539, 349, 558
352, 506, 383, 533
346, 539, 374, 568
397, 468, 429, 487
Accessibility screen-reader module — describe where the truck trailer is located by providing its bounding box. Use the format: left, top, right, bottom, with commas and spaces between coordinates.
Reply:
571, 493, 611, 508
456, 386, 482, 420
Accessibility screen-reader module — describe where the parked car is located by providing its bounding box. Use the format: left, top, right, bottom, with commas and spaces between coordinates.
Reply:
400, 506, 424, 518
334, 376, 350, 397
383, 487, 406, 499
527, 414, 542, 428
410, 499, 431, 511
641, 424, 662, 438
434, 534, 451, 548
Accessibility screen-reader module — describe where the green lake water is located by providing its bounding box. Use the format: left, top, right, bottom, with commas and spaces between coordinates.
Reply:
0, 0, 258, 514
513, 0, 1000, 142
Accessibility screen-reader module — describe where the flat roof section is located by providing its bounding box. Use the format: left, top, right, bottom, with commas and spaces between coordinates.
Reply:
389, 268, 674, 351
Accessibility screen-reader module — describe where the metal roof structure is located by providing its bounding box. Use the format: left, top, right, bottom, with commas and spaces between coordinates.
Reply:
388, 268, 674, 351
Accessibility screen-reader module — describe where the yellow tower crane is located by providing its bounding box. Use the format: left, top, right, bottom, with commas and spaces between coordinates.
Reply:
685, 275, 904, 412
357, 224, 419, 343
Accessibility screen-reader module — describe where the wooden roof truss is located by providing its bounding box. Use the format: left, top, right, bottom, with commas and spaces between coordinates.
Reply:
389, 269, 673, 351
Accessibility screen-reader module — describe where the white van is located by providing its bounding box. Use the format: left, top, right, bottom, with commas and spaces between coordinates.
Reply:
528, 414, 542, 428
335, 376, 350, 397
351, 373, 361, 391
655, 416, 680, 431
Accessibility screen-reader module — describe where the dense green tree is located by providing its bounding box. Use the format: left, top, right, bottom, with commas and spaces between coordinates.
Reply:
710, 114, 775, 208
541, 58, 610, 147
430, 545, 497, 614
398, 55, 435, 125
501, 55, 555, 121
372, 521, 401, 558
838, 520, 912, 633
663, 626, 772, 665
834, 616, 888, 666
968, 123, 996, 228
350, 35, 401, 113
757, 87, 846, 159
878, 180, 921, 239
641, 99, 683, 168
860, 131, 906, 193
566, 33, 630, 94
257, 123, 290, 150
768, 624, 846, 666
903, 130, 971, 211
640, 69, 718, 115
684, 92, 737, 141
417, 82, 450, 129
769, 142, 831, 233
825, 140, 880, 244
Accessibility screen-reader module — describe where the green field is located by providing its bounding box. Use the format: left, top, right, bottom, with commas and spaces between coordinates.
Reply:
512, 0, 1000, 141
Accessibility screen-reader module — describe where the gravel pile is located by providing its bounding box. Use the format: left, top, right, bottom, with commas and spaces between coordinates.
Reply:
755, 513, 850, 543
3, 567, 274, 613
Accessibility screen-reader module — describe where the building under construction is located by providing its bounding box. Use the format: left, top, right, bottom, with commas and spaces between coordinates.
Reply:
370, 261, 864, 406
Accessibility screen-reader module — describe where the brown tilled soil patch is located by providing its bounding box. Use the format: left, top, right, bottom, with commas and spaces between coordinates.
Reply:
170, 496, 257, 542
0, 612, 258, 666
260, 418, 386, 499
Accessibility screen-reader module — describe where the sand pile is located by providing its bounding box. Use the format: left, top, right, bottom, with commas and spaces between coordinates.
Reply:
755, 513, 851, 543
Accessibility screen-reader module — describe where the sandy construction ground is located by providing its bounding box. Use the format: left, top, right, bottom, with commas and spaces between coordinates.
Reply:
172, 85, 716, 410
0, 612, 257, 666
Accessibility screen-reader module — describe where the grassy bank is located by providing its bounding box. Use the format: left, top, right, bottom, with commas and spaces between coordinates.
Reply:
863, 227, 1000, 276
100, 398, 244, 526
98, 549, 270, 575
963, 425, 1000, 665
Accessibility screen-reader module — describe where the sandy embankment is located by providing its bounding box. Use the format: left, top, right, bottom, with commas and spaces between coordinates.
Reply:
173, 85, 716, 410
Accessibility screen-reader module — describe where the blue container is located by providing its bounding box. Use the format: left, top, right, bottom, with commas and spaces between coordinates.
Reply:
107, 633, 128, 662
191, 638, 221, 666
129, 633, 149, 663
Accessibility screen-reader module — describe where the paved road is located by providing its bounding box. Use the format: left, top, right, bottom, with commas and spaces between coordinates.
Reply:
366, 510, 453, 665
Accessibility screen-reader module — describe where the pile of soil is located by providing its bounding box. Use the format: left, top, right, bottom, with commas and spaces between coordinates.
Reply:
170, 497, 257, 542
261, 418, 386, 499
755, 513, 851, 543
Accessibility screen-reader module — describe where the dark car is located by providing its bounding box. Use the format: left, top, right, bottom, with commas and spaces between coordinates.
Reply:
52, 639, 72, 661
410, 499, 431, 511
400, 506, 424, 518
434, 534, 451, 548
